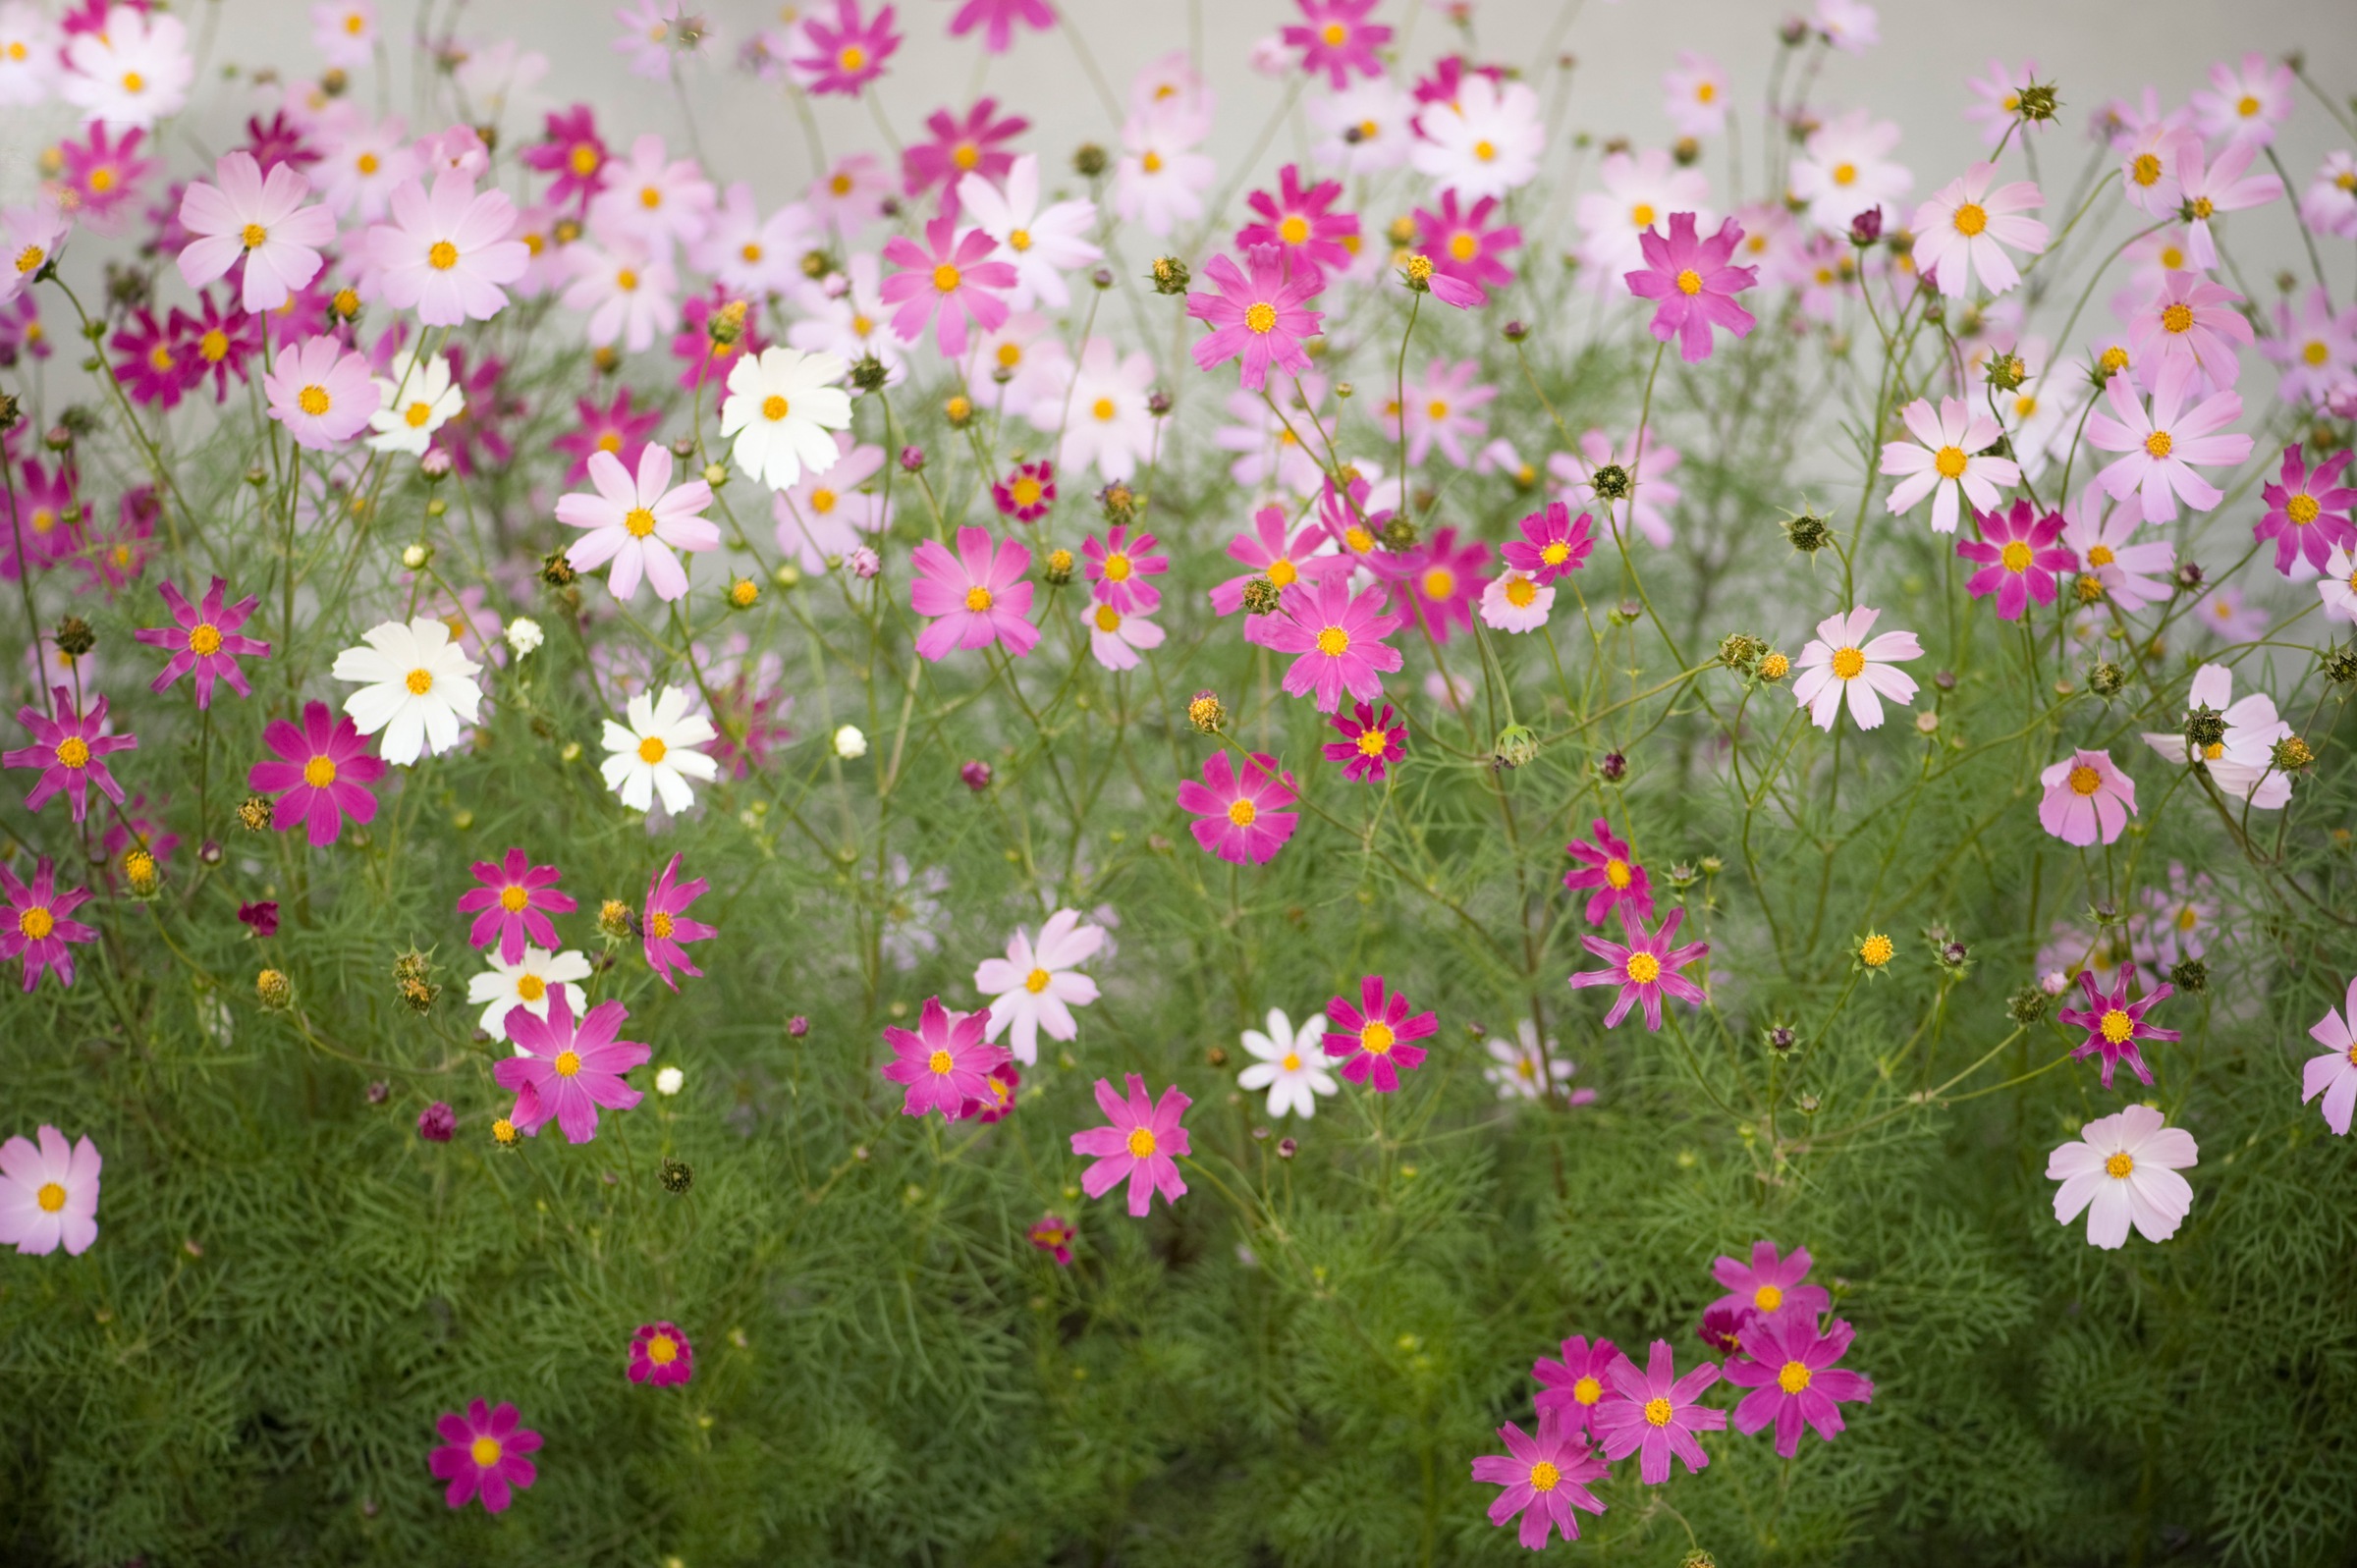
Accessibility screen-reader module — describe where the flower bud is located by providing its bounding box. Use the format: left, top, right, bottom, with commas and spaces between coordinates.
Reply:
1985, 351, 2028, 392
419, 448, 453, 479
1781, 510, 1831, 553
960, 759, 993, 792
659, 1157, 694, 1194
539, 549, 578, 588
2006, 986, 2053, 1025
598, 898, 635, 940
1239, 576, 1282, 616
1276, 1137, 1298, 1161
2014, 81, 2061, 123
834, 724, 868, 760
943, 394, 972, 426
849, 353, 888, 392
2272, 735, 2314, 772
53, 616, 94, 657
1718, 632, 1766, 672
1492, 724, 1540, 770
2326, 643, 2357, 685
1847, 206, 1884, 245
2089, 661, 2126, 696
788, 1014, 810, 1038
1097, 482, 1138, 525
1589, 463, 1633, 502
727, 576, 760, 610
1149, 256, 1190, 296
2184, 704, 2227, 753
123, 848, 159, 899
1597, 750, 1627, 784
416, 1102, 456, 1143
1044, 548, 1075, 585
707, 298, 748, 347
256, 968, 294, 1010
1072, 142, 1108, 178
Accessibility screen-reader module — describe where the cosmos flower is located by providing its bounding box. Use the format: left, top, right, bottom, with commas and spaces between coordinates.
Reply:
1179, 750, 1298, 865
1212, 505, 1351, 617
1956, 499, 2073, 621
2058, 484, 2173, 612
1723, 1317, 1875, 1458
495, 990, 648, 1143
427, 1401, 540, 1513
880, 211, 1015, 359
773, 434, 892, 570
7, 689, 136, 823
1591, 1339, 1727, 1485
1791, 606, 1921, 731
2085, 368, 2254, 522
1260, 574, 1404, 714
332, 618, 483, 766
2140, 663, 2292, 811
601, 686, 720, 814
2058, 969, 2178, 1088
1186, 244, 1323, 393
1236, 1008, 1337, 1118
62, 5, 193, 126
1237, 163, 1358, 287
2255, 444, 2356, 575
0, 1125, 101, 1256
2301, 976, 2357, 1136
1707, 1239, 1831, 1325
1909, 163, 2046, 297
1503, 501, 1595, 586
2127, 272, 2253, 393
263, 333, 375, 449
641, 854, 715, 989
2174, 135, 2282, 270
1027, 1213, 1075, 1264
557, 445, 717, 604
175, 151, 335, 314
1533, 1335, 1620, 1436
136, 577, 269, 707
628, 1322, 693, 1386
791, 0, 899, 95
2039, 748, 2138, 847
0, 860, 97, 993
561, 242, 677, 352
1469, 1413, 1607, 1549
946, 0, 1054, 52
1880, 396, 2018, 535
1323, 700, 1405, 784
1408, 74, 1544, 200
719, 346, 852, 491
247, 702, 386, 846
1664, 51, 1730, 137
1082, 524, 1168, 615
2190, 50, 2293, 146
363, 349, 465, 456
1283, 0, 1389, 89
552, 387, 663, 482
1070, 1074, 1191, 1217
458, 849, 576, 965
1624, 212, 1758, 361
2047, 1104, 2198, 1249
974, 908, 1106, 1063
1788, 110, 1911, 235
880, 997, 1011, 1119
368, 170, 531, 326
1568, 908, 1708, 1032
992, 459, 1056, 522
1484, 1020, 1591, 1104
902, 97, 1028, 198
467, 945, 592, 1042
1321, 975, 1435, 1093
909, 526, 1038, 661
957, 154, 1101, 310
1562, 819, 1653, 928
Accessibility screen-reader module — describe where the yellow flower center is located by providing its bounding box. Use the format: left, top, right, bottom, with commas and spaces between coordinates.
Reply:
1092, 397, 1117, 421
624, 506, 657, 538
1141, 150, 1164, 175
1361, 1021, 1396, 1055
932, 262, 961, 293
1604, 858, 1632, 890
1624, 951, 1662, 984
2158, 302, 2198, 337
839, 43, 866, 71
177, 621, 225, 657
953, 141, 981, 171
2307, 340, 2332, 365
302, 755, 337, 787
427, 239, 460, 270
1572, 1376, 1602, 1406
2286, 493, 2321, 526
1093, 604, 1122, 633
926, 1049, 955, 1075
762, 394, 790, 421
15, 243, 46, 275
1674, 267, 1703, 296
1934, 445, 1968, 480
240, 222, 268, 249
1015, 966, 1051, 996
2189, 195, 2215, 220
1952, 202, 1987, 237
122, 70, 146, 93
500, 885, 530, 912
1282, 1051, 1302, 1070
2144, 430, 2173, 460
646, 1333, 679, 1364
2236, 93, 2260, 117
1860, 934, 1894, 967
1698, 81, 1719, 103
1355, 729, 1387, 757
1126, 1126, 1158, 1158
1832, 646, 1866, 679
570, 144, 600, 177
2015, 395, 2039, 417
1628, 202, 1656, 229
637, 735, 667, 764
637, 185, 663, 210
1831, 161, 1857, 187
2088, 544, 2115, 568
554, 1049, 581, 1077
147, 344, 173, 371
298, 386, 331, 416
516, 973, 546, 1002
1529, 1461, 1562, 1492
405, 401, 433, 428
405, 668, 434, 695
649, 911, 675, 939
1778, 1360, 1813, 1394
616, 268, 640, 292
1244, 300, 1278, 334
964, 585, 994, 613
1227, 798, 1257, 827
54, 736, 89, 768
1278, 215, 1310, 245
1474, 139, 1498, 163
1321, 21, 1346, 43
2100, 1008, 2134, 1045
1755, 1283, 1782, 1311
36, 1180, 66, 1212
2104, 1151, 2134, 1178
1643, 1397, 1673, 1427
1315, 625, 1350, 657
1344, 525, 1374, 553
1009, 477, 1042, 508
1506, 577, 1538, 608
2068, 765, 2103, 796
19, 907, 54, 940
470, 1436, 502, 1467
2001, 540, 2034, 572
1422, 568, 1455, 601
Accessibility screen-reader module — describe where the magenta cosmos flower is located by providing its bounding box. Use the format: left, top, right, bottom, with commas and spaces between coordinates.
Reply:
947, 0, 1054, 52
992, 459, 1055, 522
1958, 499, 2074, 621
2058, 969, 2178, 1088
1724, 1317, 1875, 1458
1083, 523, 1168, 615
1562, 819, 1653, 927
1186, 244, 1323, 393
1211, 505, 1352, 618
552, 386, 661, 482
8, 689, 136, 824
1401, 525, 1490, 644
2038, 747, 2137, 847
793, 0, 901, 96
628, 1322, 693, 1386
1283, 0, 1390, 88
901, 98, 1027, 197
880, 997, 1012, 1119
1592, 1339, 1727, 1484
1322, 975, 1437, 1093
1179, 751, 1299, 864
2300, 976, 2357, 1136
1, 859, 97, 993
247, 701, 386, 846
1707, 1239, 1831, 1325
428, 1400, 540, 1513
880, 212, 1014, 357
1261, 575, 1404, 714
2256, 444, 2356, 575
494, 991, 648, 1144
642, 853, 715, 990
1569, 907, 1708, 1031
1027, 1213, 1075, 1264
1415, 189, 1521, 301
910, 526, 1038, 661
1504, 501, 1595, 586
1324, 700, 1404, 784
135, 576, 269, 706
522, 105, 610, 210
1533, 1334, 1620, 1435
1624, 212, 1758, 363
1236, 164, 1359, 288
458, 848, 576, 964
1470, 1412, 1607, 1549
0, 1125, 102, 1255
1070, 1073, 1191, 1217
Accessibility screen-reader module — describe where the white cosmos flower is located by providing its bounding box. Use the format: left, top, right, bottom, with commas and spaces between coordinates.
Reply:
1237, 1008, 1337, 1119
1788, 109, 1912, 235
1879, 395, 2019, 534
61, 6, 192, 127
973, 907, 1107, 1063
957, 154, 1102, 311
1408, 75, 1544, 200
467, 945, 592, 1042
601, 683, 719, 813
1031, 336, 1157, 481
2047, 1103, 2197, 1249
1483, 1020, 1590, 1103
365, 349, 464, 455
1791, 605, 1921, 731
331, 617, 484, 764
720, 345, 853, 491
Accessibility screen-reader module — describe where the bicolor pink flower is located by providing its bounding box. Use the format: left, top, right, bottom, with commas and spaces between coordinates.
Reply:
880, 996, 1011, 1119
1562, 819, 1653, 928
992, 459, 1055, 521
1624, 212, 1758, 362
8, 690, 134, 823
2039, 748, 2138, 848
1880, 396, 2017, 534
1236, 164, 1358, 288
880, 212, 1014, 358
1503, 501, 1594, 586
2058, 969, 2177, 1088
909, 526, 1038, 661
1470, 1413, 1607, 1550
495, 990, 648, 1144
1027, 1213, 1075, 1264
901, 98, 1027, 198
368, 171, 530, 326
1322, 975, 1436, 1093
2256, 444, 2356, 575
2175, 135, 2282, 271
176, 151, 335, 313
2301, 976, 2357, 1136
1592, 1339, 1727, 1485
262, 333, 375, 449
428, 1400, 540, 1513
1070, 1074, 1190, 1217
1283, 0, 1389, 89
1186, 244, 1322, 393
247, 702, 385, 847
1261, 574, 1404, 713
641, 853, 715, 990
1792, 606, 1921, 731
1534, 1335, 1621, 1435
1083, 523, 1168, 615
628, 1322, 693, 1386
947, 0, 1054, 53
1910, 163, 2047, 297
792, 0, 899, 96
1570, 908, 1707, 1031
1957, 499, 2072, 621
1724, 1317, 1875, 1458
458, 849, 576, 964
2085, 371, 2252, 522
1708, 1239, 1830, 1325
0, 1125, 102, 1255
1, 860, 96, 994
556, 445, 718, 604
2128, 272, 2253, 393
1211, 505, 1352, 617
1324, 700, 1404, 783
2048, 1104, 2197, 1249
1179, 751, 1298, 865
135, 576, 268, 707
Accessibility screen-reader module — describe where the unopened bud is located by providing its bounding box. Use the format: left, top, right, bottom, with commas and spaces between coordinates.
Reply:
1187, 689, 1227, 733
1149, 256, 1190, 296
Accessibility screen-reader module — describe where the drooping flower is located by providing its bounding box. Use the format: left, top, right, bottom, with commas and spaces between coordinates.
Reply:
909, 526, 1038, 661
0, 1125, 101, 1256
2058, 969, 2178, 1088
1070, 1074, 1190, 1217
1624, 212, 1758, 362
557, 445, 718, 604
640, 854, 715, 989
1724, 1317, 1875, 1458
495, 990, 648, 1143
1186, 244, 1323, 393
1533, 1335, 1619, 1436
1591, 1339, 1727, 1484
1470, 1413, 1608, 1550
263, 333, 376, 449
247, 701, 386, 846
1236, 1008, 1337, 1118
467, 946, 593, 1042
1323, 700, 1404, 784
720, 346, 852, 491
1562, 819, 1653, 928
601, 685, 720, 814
1260, 574, 1404, 714
1, 861, 97, 994
880, 997, 1011, 1119
1568, 908, 1708, 1031
2039, 748, 2138, 848
1503, 502, 1594, 586
2302, 976, 2357, 1136
1957, 499, 2073, 621
1791, 606, 1921, 731
628, 1322, 693, 1386
458, 849, 577, 964
1321, 975, 1436, 1093
427, 1401, 540, 1513
8, 690, 135, 824
2255, 444, 2356, 575
1910, 163, 2047, 297
973, 908, 1106, 1064
1027, 1213, 1075, 1264
332, 618, 482, 766
1707, 1239, 1831, 1325
1178, 750, 1298, 865
1880, 396, 2018, 535
2048, 1104, 2198, 1249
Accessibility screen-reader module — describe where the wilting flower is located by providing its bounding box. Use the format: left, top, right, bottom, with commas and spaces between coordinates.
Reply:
2301, 976, 2357, 1136
0, 1125, 102, 1256
1592, 1339, 1727, 1484
1724, 1317, 1875, 1458
1070, 1074, 1191, 1217
494, 991, 648, 1144
1568, 908, 1708, 1031
8, 690, 136, 824
2047, 1103, 2198, 1249
1623, 212, 1758, 362
628, 1322, 693, 1386
1178, 751, 1298, 865
427, 1400, 540, 1513
880, 997, 1012, 1119
1791, 606, 1921, 731
2058, 969, 2178, 1088
2039, 748, 2138, 846
248, 702, 386, 846
1469, 1413, 1607, 1549
973, 908, 1106, 1063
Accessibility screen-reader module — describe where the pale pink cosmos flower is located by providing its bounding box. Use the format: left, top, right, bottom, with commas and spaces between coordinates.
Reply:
2128, 272, 2253, 395
556, 445, 718, 604
1574, 147, 1712, 285
2322, 544, 2357, 626
367, 172, 530, 326
1880, 396, 2018, 535
880, 997, 1009, 1119
2301, 976, 2357, 1136
2190, 51, 2294, 147
1187, 244, 1323, 392
2141, 662, 2292, 810
1469, 1413, 1606, 1549
1382, 357, 1494, 467
1259, 574, 1403, 713
1479, 568, 1554, 632
1789, 110, 1910, 235
1592, 1339, 1727, 1484
771, 433, 890, 572
2300, 152, 2357, 241
176, 152, 336, 313
1084, 602, 1164, 672
879, 212, 1014, 359
908, 526, 1037, 661
974, 909, 1105, 1063
2175, 135, 2282, 271
0, 1124, 101, 1256
1408, 75, 1544, 201
1910, 163, 2046, 297
1569, 908, 1708, 1032
1070, 1074, 1190, 1217
587, 133, 715, 252
2039, 747, 2137, 847
564, 243, 678, 351
1791, 606, 1921, 731
1662, 51, 1728, 138
2260, 286, 2356, 407
2119, 125, 2194, 218
2084, 369, 2252, 522
2048, 1104, 2197, 1249
2059, 484, 2172, 612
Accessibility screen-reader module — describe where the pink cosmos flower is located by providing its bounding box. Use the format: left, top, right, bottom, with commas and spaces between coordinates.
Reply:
552, 387, 662, 483
1569, 907, 1707, 1032
966, 1053, 1019, 1122
1562, 819, 1653, 928
642, 854, 715, 990
2300, 976, 2357, 1136
1261, 575, 1404, 714
2047, 1104, 2197, 1249
173, 292, 261, 403
176, 151, 335, 314
1384, 358, 1495, 467
8, 689, 135, 824
1083, 523, 1168, 615
1179, 751, 1298, 865
909, 526, 1038, 661
1469, 1413, 1607, 1549
1503, 501, 1595, 586
2039, 747, 2138, 848
521, 105, 611, 211
2058, 969, 2177, 1088
1210, 505, 1352, 617
1624, 211, 1758, 362
1284, 0, 1389, 88
992, 459, 1055, 521
1533, 1334, 1620, 1435
880, 996, 1011, 1119
1400, 525, 1490, 643
1186, 244, 1323, 393
135, 576, 269, 707
1880, 396, 2018, 535
901, 98, 1027, 198
2191, 51, 2294, 147
111, 308, 193, 408
792, 0, 899, 95
628, 1322, 693, 1386
2175, 135, 2282, 271
369, 171, 530, 327
458, 848, 576, 964
1070, 1074, 1191, 1217
0, 859, 96, 993
2085, 370, 2252, 522
1724, 1317, 1875, 1458
262, 333, 375, 449
1324, 700, 1404, 784
0, 1125, 102, 1254
247, 701, 385, 847
1956, 499, 2073, 621
1322, 975, 1435, 1093
1591, 1339, 1727, 1484
2128, 272, 2253, 393
495, 990, 648, 1144
947, 0, 1054, 52
2256, 444, 2356, 575
1236, 165, 1358, 288
428, 1400, 540, 1513
1, 459, 77, 581
1909, 163, 2047, 297
2261, 286, 2356, 406
1027, 1213, 1075, 1265
1792, 606, 1921, 731
2060, 484, 2174, 611
1084, 602, 1163, 672
51, 125, 154, 233
880, 211, 1014, 358
1412, 189, 1520, 303
1664, 50, 1731, 137
1707, 1239, 1830, 1325
556, 445, 718, 604
974, 908, 1104, 1062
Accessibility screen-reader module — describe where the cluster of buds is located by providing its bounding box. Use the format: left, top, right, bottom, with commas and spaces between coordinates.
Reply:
392, 947, 439, 1015
1149, 256, 1190, 296
1187, 689, 1227, 734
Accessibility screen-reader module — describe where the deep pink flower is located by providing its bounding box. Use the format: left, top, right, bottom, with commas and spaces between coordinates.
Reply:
1322, 974, 1437, 1093
910, 526, 1038, 660
135, 576, 269, 707
1027, 1212, 1075, 1265
901, 98, 1027, 198
494, 990, 648, 1143
947, 0, 1054, 52
170, 291, 262, 403
247, 701, 386, 846
417, 1103, 456, 1142
880, 212, 1014, 358
1323, 700, 1404, 783
1236, 164, 1358, 288
1178, 750, 1298, 864
2256, 444, 2356, 574
2128, 271, 2253, 391
642, 853, 715, 990
879, 996, 1011, 1119
110, 308, 195, 408
0, 459, 77, 581
1283, 0, 1390, 89
1562, 819, 1654, 927
1533, 1334, 1620, 1436
74, 486, 157, 597
427, 1400, 540, 1513
1592, 1339, 1727, 1484
1723, 1317, 1874, 1458
1186, 244, 1323, 393
1707, 1239, 1831, 1325
2058, 969, 2178, 1088
628, 1322, 693, 1386
551, 386, 663, 483
1260, 574, 1405, 713
793, 0, 900, 96
1625, 211, 1759, 362
1568, 907, 1707, 1031
1503, 500, 1595, 586
2038, 747, 2138, 847
0, 858, 97, 993
521, 106, 610, 211
992, 459, 1055, 521
671, 288, 766, 392
1956, 498, 2074, 621
1400, 525, 1491, 644
1069, 1073, 1190, 1217
1210, 504, 1353, 617
1414, 189, 1521, 299
1469, 1412, 1607, 1549
8, 689, 135, 824
1411, 55, 1505, 106
54, 124, 155, 230
239, 900, 279, 937
964, 1058, 1021, 1123
1698, 1303, 1754, 1358
458, 848, 577, 964
1314, 471, 1398, 574
1082, 523, 1168, 615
